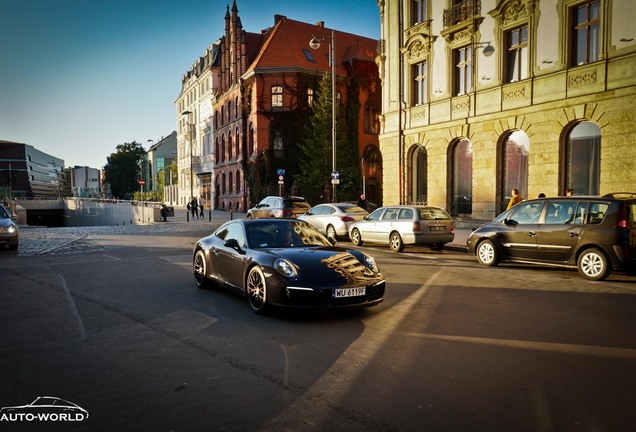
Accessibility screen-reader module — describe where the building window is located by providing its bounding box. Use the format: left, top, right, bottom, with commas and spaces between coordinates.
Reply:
235, 97, 239, 119
228, 134, 233, 160
412, 61, 427, 105
221, 173, 226, 195
221, 106, 225, 126
571, 0, 600, 66
272, 85, 283, 108
566, 122, 600, 195
249, 123, 254, 155
273, 128, 283, 158
453, 46, 472, 96
228, 171, 233, 194
221, 135, 226, 163
307, 88, 314, 107
450, 138, 472, 217
228, 101, 232, 122
235, 128, 240, 158
236, 170, 241, 193
215, 138, 219, 163
303, 49, 316, 62
502, 130, 530, 211
506, 26, 528, 83
411, 0, 427, 26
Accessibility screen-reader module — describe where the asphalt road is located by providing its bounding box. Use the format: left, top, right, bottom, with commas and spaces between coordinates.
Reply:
1, 222, 635, 432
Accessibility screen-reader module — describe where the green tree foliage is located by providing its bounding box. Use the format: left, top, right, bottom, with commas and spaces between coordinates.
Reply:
104, 141, 146, 199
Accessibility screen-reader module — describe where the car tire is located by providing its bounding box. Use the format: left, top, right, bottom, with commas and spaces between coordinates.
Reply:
326, 224, 337, 240
389, 231, 404, 252
577, 248, 611, 281
193, 249, 212, 289
476, 239, 500, 266
351, 228, 363, 246
430, 243, 444, 251
246, 266, 269, 315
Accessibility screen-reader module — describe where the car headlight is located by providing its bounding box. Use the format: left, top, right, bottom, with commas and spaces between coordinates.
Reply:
2, 226, 17, 234
274, 259, 298, 278
363, 254, 379, 272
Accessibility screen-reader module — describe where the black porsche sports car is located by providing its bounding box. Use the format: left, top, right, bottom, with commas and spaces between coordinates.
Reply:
193, 219, 385, 314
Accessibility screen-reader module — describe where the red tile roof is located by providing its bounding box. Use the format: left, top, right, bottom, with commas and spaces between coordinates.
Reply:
246, 16, 377, 76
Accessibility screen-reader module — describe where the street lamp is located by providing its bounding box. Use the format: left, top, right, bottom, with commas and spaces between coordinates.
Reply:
309, 30, 337, 202
181, 110, 194, 206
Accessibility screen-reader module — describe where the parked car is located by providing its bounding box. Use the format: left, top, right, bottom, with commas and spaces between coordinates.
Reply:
192, 219, 385, 314
466, 193, 636, 280
0, 204, 18, 250
348, 205, 455, 252
246, 196, 311, 219
298, 203, 368, 239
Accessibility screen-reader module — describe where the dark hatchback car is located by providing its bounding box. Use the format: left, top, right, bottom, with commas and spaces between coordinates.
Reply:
246, 196, 311, 219
467, 193, 636, 280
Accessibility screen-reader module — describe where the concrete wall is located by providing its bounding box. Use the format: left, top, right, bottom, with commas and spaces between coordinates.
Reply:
63, 199, 161, 226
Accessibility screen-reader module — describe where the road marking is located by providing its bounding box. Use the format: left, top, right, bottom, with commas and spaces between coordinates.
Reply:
260, 270, 443, 431
405, 333, 636, 360
58, 274, 86, 340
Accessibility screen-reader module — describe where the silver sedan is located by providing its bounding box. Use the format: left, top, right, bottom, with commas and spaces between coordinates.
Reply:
298, 203, 368, 239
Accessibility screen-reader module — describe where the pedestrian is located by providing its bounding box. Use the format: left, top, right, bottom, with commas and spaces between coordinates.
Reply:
198, 194, 205, 218
506, 188, 524, 210
566, 188, 574, 196
357, 194, 368, 211
190, 197, 198, 219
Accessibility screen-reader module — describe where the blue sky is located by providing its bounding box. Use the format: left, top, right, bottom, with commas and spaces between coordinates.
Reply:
0, 0, 379, 169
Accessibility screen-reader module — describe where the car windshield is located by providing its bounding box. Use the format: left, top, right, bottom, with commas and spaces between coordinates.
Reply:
246, 221, 332, 248
336, 205, 366, 214
0, 207, 8, 219
418, 208, 450, 220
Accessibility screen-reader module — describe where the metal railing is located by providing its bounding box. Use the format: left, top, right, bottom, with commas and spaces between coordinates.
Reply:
443, 0, 480, 27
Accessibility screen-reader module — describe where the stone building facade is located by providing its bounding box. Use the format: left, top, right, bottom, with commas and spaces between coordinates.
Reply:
377, 0, 636, 221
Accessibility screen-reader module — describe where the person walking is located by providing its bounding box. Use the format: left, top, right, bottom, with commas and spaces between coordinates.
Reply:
190, 197, 198, 219
506, 188, 524, 210
198, 195, 205, 218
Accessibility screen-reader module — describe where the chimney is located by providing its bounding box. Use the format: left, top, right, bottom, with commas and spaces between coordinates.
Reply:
316, 21, 325, 28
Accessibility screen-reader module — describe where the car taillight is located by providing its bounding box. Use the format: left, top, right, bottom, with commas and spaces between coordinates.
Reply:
413, 221, 421, 232
616, 207, 628, 228
340, 216, 355, 222
450, 221, 455, 233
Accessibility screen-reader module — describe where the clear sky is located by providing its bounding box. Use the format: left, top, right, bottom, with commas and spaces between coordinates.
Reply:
0, 0, 380, 169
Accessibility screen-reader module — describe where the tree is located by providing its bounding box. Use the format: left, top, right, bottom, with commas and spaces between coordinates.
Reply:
104, 141, 146, 199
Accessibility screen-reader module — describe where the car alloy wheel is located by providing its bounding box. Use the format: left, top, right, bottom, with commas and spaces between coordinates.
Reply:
389, 232, 404, 252
193, 249, 211, 289
351, 228, 363, 246
326, 224, 337, 240
247, 266, 268, 314
476, 240, 500, 266
577, 248, 611, 281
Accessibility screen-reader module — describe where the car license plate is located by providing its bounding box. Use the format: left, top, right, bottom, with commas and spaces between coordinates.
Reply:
430, 225, 445, 231
334, 287, 366, 298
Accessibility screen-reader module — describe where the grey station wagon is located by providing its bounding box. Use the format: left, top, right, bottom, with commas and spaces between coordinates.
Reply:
349, 205, 455, 252
467, 193, 636, 280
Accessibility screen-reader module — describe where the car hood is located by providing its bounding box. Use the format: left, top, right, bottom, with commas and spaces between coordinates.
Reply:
264, 246, 383, 287
0, 218, 16, 229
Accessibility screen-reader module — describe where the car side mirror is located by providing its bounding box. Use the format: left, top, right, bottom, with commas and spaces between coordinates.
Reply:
224, 238, 245, 254
504, 219, 518, 227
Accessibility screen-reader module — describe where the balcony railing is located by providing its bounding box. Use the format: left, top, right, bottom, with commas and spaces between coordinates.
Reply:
443, 0, 480, 27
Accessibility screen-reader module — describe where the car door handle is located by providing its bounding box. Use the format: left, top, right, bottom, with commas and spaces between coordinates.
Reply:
527, 232, 537, 237
568, 232, 579, 237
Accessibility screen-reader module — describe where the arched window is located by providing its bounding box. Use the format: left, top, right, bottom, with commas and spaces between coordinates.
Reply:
235, 128, 240, 158
236, 170, 241, 193
221, 135, 226, 162
450, 138, 473, 217
222, 173, 226, 195
411, 146, 428, 203
215, 137, 219, 163
566, 122, 600, 195
228, 171, 233, 194
235, 97, 239, 119
228, 133, 233, 160
502, 130, 530, 211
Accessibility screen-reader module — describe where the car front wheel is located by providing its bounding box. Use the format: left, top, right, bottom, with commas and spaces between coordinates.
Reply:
476, 240, 500, 266
351, 228, 363, 246
389, 232, 404, 252
246, 266, 269, 314
577, 248, 611, 281
326, 224, 337, 240
193, 249, 212, 289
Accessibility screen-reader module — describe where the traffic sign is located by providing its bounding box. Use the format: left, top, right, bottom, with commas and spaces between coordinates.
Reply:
139, 179, 145, 186
331, 170, 339, 180
276, 169, 286, 176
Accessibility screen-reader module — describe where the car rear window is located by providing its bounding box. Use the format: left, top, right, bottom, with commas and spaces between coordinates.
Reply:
588, 202, 609, 224
285, 199, 310, 209
418, 208, 450, 220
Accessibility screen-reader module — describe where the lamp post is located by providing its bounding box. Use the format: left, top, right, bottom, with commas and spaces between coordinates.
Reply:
181, 110, 194, 207
309, 30, 337, 202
